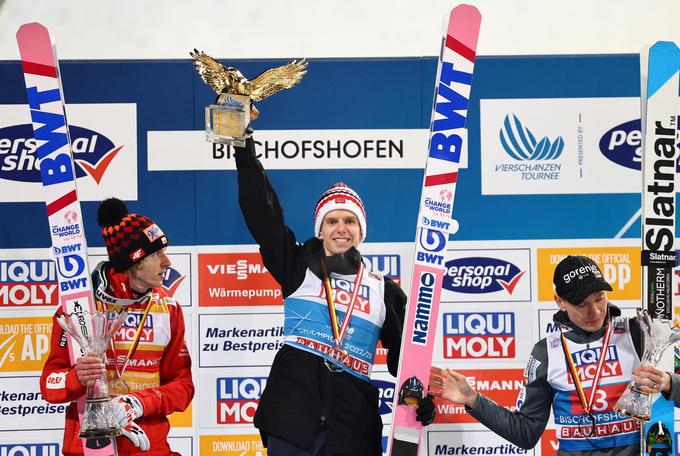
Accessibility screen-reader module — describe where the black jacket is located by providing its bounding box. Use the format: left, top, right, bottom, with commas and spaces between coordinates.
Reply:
235, 138, 406, 455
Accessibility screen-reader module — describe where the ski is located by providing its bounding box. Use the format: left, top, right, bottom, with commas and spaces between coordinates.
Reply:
387, 5, 481, 456
16, 23, 117, 455
639, 41, 680, 456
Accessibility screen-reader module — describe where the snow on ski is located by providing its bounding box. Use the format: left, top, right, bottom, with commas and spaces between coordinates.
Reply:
387, 5, 481, 456
16, 22, 117, 455
639, 41, 680, 456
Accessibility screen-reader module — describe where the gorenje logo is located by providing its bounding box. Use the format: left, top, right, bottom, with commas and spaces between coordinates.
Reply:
500, 114, 564, 161
216, 377, 266, 424
442, 257, 525, 294
0, 444, 59, 455
0, 123, 123, 184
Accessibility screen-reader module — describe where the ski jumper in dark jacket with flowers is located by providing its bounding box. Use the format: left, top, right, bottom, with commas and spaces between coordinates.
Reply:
235, 138, 406, 455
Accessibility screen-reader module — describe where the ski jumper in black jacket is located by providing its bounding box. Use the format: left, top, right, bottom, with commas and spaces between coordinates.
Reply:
234, 138, 407, 455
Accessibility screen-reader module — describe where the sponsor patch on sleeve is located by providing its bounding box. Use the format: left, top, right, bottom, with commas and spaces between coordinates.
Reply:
524, 355, 540, 383
59, 330, 68, 348
45, 371, 67, 389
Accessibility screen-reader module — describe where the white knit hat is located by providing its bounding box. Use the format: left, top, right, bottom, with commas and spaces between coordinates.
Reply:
314, 182, 367, 243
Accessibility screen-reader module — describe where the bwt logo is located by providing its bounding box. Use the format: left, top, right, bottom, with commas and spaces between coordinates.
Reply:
162, 266, 186, 298
217, 376, 267, 424
442, 257, 525, 294
207, 259, 269, 280
568, 345, 622, 383
115, 313, 154, 343
371, 379, 395, 416
0, 260, 58, 306
500, 114, 564, 161
443, 312, 515, 359
0, 123, 124, 185
0, 444, 59, 456
363, 255, 400, 279
416, 228, 446, 266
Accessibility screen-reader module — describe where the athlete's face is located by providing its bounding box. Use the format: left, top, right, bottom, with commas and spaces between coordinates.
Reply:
127, 247, 171, 293
318, 210, 361, 256
555, 291, 608, 332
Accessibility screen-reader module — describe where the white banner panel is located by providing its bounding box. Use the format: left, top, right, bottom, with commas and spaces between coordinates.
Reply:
148, 129, 470, 170
0, 376, 67, 431
480, 97, 640, 195
427, 429, 535, 455
198, 313, 283, 367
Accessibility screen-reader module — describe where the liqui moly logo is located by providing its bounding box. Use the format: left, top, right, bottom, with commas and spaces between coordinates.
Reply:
115, 313, 154, 343
443, 312, 515, 359
568, 345, 622, 383
0, 444, 59, 456
216, 377, 267, 424
443, 257, 525, 294
318, 278, 370, 313
0, 123, 124, 185
363, 254, 400, 279
0, 260, 58, 306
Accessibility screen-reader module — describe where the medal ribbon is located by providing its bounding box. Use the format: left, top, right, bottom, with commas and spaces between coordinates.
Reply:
560, 322, 613, 417
323, 262, 365, 347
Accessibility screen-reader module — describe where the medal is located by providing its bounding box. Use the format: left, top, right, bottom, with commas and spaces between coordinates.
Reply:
322, 261, 365, 355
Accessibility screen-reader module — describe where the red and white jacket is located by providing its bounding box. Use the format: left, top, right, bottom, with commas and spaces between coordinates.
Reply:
40, 269, 194, 455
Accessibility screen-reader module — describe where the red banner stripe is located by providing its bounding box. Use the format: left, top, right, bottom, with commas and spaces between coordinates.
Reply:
46, 190, 77, 216
21, 60, 57, 78
425, 172, 458, 187
446, 36, 476, 63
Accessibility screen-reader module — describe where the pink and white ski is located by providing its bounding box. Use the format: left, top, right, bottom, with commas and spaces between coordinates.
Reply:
387, 5, 481, 456
16, 23, 117, 455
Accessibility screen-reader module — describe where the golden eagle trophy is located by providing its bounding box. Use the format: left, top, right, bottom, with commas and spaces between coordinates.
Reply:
190, 50, 308, 146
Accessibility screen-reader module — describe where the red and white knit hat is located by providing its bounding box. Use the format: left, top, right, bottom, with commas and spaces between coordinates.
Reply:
314, 182, 367, 243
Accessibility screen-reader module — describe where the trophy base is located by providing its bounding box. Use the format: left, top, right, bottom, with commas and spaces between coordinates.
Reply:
613, 406, 650, 422
79, 427, 122, 439
205, 96, 250, 146
205, 133, 246, 147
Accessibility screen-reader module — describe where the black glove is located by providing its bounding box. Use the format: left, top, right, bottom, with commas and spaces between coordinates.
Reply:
416, 394, 435, 426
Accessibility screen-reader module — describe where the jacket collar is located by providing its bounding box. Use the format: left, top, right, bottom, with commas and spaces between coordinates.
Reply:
302, 237, 362, 277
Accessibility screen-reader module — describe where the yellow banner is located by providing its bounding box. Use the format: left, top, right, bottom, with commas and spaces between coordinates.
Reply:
168, 401, 192, 427
200, 434, 267, 456
537, 247, 641, 302
0, 316, 52, 372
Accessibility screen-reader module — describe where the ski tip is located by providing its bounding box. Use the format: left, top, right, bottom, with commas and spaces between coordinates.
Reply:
645, 41, 680, 98
447, 5, 481, 58
16, 22, 48, 40
16, 22, 56, 69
